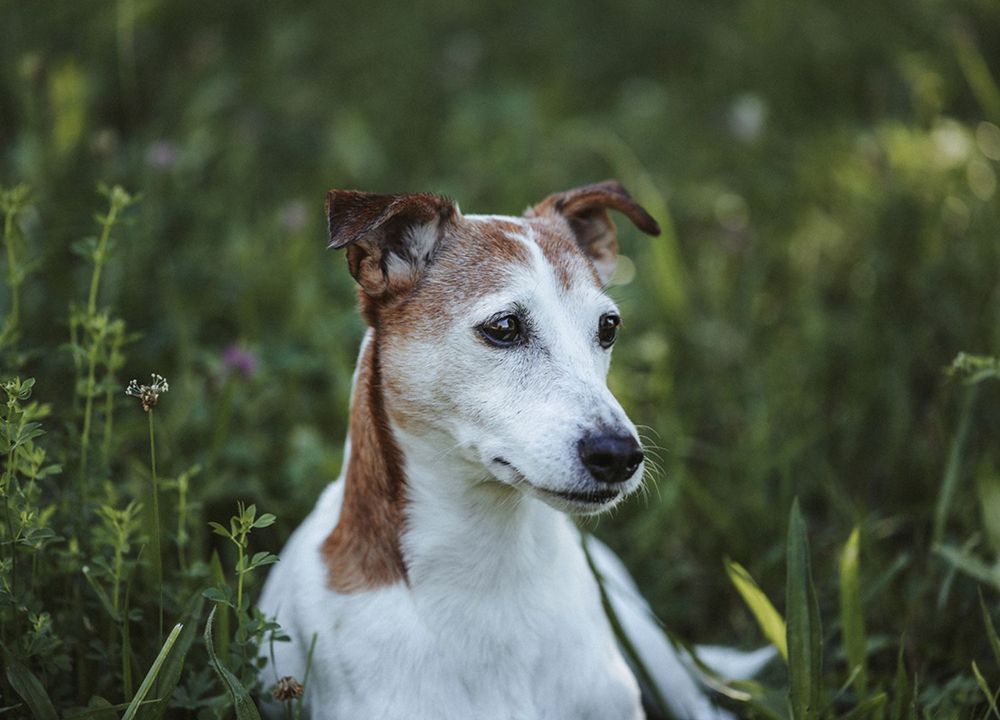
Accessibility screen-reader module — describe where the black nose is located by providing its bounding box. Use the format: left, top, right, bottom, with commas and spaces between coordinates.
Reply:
578, 433, 644, 484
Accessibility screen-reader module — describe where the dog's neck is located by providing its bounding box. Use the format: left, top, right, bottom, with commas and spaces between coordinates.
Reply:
323, 330, 566, 594
397, 426, 565, 595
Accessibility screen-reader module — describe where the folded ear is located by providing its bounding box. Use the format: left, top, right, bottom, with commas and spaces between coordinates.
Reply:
526, 180, 660, 285
326, 190, 457, 298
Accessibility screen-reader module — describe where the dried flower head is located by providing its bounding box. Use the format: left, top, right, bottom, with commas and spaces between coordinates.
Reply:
126, 373, 169, 412
272, 675, 304, 701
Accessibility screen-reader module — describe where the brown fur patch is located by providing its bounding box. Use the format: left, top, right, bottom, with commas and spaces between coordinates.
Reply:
381, 217, 533, 334
529, 218, 602, 290
526, 180, 660, 285
322, 333, 409, 593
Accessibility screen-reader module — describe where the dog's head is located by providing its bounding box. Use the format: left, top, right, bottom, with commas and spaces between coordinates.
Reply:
327, 181, 660, 515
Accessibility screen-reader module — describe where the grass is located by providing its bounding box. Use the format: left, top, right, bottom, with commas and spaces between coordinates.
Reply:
1, 0, 999, 717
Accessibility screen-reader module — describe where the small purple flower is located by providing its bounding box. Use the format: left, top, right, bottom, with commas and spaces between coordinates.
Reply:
145, 140, 178, 170
279, 200, 309, 233
222, 344, 258, 379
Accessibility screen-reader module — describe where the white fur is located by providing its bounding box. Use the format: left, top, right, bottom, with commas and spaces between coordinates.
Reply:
258, 212, 743, 719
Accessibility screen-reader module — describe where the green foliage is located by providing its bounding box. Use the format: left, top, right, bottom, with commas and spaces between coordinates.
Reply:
838, 528, 866, 696
786, 500, 822, 720
725, 559, 788, 663
0, 0, 999, 716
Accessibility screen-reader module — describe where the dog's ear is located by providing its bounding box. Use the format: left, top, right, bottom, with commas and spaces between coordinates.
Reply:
326, 190, 457, 298
527, 180, 660, 285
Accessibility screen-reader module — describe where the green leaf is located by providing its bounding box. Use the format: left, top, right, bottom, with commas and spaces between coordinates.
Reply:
725, 558, 788, 662
208, 521, 230, 539
839, 527, 867, 694
248, 551, 279, 570
205, 605, 263, 720
122, 623, 183, 720
1, 647, 58, 720
252, 513, 276, 529
202, 586, 234, 608
786, 499, 822, 720
82, 565, 123, 623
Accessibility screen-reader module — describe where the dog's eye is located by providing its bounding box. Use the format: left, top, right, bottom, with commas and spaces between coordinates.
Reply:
479, 315, 521, 347
597, 314, 620, 349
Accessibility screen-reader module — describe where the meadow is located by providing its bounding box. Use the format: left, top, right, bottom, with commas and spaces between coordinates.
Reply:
1, 0, 999, 717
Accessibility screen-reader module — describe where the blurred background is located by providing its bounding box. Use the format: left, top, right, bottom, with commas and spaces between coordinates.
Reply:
2, 0, 999, 714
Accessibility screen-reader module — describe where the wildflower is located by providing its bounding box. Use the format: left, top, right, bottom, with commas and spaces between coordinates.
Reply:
221, 344, 258, 379
272, 676, 304, 701
126, 373, 169, 412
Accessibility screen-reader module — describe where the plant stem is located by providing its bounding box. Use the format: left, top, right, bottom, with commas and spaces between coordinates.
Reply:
102, 382, 115, 469
4, 405, 17, 642
122, 567, 134, 699
79, 340, 99, 503
88, 204, 120, 318
176, 476, 188, 573
78, 198, 120, 504
3, 201, 20, 334
149, 409, 163, 647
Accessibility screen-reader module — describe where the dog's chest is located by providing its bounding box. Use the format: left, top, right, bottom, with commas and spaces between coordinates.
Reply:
259, 482, 643, 719
311, 577, 642, 720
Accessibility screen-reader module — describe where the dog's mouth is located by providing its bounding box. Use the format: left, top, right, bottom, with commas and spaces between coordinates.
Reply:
537, 487, 621, 505
491, 457, 622, 508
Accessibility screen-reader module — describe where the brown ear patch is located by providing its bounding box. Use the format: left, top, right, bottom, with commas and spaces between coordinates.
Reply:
326, 190, 457, 299
321, 335, 409, 593
526, 180, 660, 285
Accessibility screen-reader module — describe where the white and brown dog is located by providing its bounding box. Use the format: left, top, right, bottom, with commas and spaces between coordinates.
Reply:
258, 182, 764, 719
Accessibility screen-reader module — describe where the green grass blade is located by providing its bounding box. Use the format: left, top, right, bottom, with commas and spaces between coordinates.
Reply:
836, 692, 887, 720
122, 623, 183, 720
891, 638, 909, 720
727, 680, 791, 720
786, 499, 822, 720
981, 589, 1000, 669
139, 594, 205, 720
1, 647, 58, 720
839, 527, 867, 694
581, 535, 675, 718
973, 660, 1000, 720
725, 558, 788, 662
933, 385, 975, 545
66, 699, 155, 719
205, 605, 263, 720
209, 549, 231, 660
934, 544, 1000, 591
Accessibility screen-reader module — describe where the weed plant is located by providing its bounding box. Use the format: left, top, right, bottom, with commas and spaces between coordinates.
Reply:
1, 1, 1000, 717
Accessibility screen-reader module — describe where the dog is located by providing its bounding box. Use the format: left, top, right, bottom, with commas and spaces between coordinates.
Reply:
258, 182, 766, 719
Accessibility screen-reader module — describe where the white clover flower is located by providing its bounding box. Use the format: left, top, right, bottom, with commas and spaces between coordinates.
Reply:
126, 373, 169, 412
